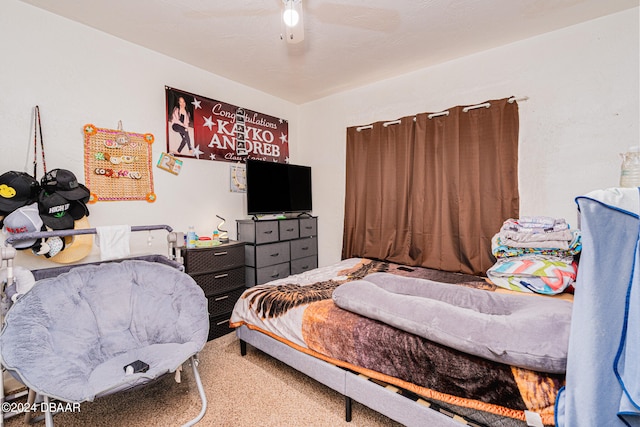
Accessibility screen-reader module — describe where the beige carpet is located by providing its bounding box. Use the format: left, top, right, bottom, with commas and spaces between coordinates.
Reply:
4, 333, 401, 427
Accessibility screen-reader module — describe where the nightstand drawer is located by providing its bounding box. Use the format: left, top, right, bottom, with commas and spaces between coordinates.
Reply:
247, 241, 290, 267
279, 219, 299, 240
208, 313, 234, 341
290, 237, 317, 260
256, 262, 290, 285
299, 217, 317, 237
184, 244, 245, 274
207, 287, 245, 317
291, 255, 318, 275
192, 266, 245, 296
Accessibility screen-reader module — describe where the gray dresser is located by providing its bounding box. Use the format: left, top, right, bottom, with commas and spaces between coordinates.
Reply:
236, 217, 318, 286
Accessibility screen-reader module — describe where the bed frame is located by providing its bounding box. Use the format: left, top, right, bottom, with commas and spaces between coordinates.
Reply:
236, 325, 461, 427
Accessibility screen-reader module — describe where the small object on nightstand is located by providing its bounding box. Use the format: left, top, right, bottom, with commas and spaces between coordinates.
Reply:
212, 230, 221, 246
216, 214, 229, 243
196, 236, 213, 247
186, 226, 197, 249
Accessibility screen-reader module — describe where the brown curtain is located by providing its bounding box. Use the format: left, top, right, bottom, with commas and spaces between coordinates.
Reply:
342, 116, 415, 263
342, 98, 519, 276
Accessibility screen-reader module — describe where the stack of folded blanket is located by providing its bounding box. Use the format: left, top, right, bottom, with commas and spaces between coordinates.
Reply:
487, 216, 581, 295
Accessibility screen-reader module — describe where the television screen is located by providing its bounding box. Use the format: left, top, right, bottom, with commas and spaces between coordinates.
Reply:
246, 160, 312, 215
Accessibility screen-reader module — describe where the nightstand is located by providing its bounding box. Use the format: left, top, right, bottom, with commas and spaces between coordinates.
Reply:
182, 240, 246, 341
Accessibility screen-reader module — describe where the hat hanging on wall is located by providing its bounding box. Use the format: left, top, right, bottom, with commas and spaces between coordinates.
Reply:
1, 203, 43, 249
38, 191, 76, 230
41, 169, 91, 202
0, 171, 40, 214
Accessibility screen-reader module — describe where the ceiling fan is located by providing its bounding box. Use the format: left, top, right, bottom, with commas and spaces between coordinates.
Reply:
183, 1, 401, 44
281, 0, 304, 44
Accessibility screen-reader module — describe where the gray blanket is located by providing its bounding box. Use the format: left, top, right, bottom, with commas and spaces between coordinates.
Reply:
332, 272, 571, 373
0, 260, 209, 402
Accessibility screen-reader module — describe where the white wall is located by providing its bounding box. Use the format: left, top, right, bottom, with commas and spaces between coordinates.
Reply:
0, 0, 299, 268
300, 8, 640, 267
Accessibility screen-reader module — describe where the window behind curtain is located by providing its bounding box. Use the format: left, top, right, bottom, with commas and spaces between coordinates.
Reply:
342, 98, 519, 276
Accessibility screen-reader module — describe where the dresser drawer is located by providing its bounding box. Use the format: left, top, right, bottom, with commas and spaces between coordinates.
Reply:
256, 262, 290, 285
184, 244, 245, 274
290, 237, 318, 260
247, 241, 290, 268
238, 220, 279, 244
279, 219, 299, 240
192, 266, 245, 296
207, 287, 245, 317
290, 255, 318, 275
299, 217, 317, 237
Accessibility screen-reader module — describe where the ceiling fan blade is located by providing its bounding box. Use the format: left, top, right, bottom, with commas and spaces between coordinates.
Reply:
180, 0, 281, 20
311, 3, 401, 32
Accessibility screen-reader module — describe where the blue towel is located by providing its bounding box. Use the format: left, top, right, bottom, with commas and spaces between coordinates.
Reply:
556, 188, 640, 427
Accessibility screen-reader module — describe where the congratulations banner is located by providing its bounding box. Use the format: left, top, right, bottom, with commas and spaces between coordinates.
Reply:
165, 86, 289, 163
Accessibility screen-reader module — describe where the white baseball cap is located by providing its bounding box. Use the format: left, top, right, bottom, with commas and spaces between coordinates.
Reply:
2, 203, 43, 249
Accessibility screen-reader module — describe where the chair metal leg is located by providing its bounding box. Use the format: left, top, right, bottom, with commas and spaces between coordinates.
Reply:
180, 356, 207, 427
43, 395, 54, 427
345, 396, 352, 422
24, 389, 36, 424
0, 368, 4, 427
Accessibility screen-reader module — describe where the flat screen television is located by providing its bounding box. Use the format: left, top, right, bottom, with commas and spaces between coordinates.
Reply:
246, 159, 312, 216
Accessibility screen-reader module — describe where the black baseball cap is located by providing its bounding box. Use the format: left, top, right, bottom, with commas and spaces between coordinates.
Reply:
41, 169, 90, 201
69, 199, 89, 220
0, 171, 40, 213
38, 191, 75, 230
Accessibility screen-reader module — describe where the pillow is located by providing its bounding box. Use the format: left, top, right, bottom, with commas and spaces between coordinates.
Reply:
333, 272, 572, 373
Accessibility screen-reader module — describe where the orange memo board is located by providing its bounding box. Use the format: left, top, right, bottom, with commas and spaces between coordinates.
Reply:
83, 124, 156, 203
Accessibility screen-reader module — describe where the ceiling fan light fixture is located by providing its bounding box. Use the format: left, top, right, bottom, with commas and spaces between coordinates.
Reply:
283, 8, 299, 27
281, 0, 304, 44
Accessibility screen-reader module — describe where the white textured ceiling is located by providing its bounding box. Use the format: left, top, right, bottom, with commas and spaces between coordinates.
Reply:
19, 0, 638, 104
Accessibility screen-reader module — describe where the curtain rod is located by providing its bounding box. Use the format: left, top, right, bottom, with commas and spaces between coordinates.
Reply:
462, 102, 490, 112
508, 96, 529, 103
463, 96, 529, 112
355, 96, 528, 131
428, 111, 449, 119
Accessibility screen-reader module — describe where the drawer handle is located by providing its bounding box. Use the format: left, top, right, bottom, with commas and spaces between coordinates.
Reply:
214, 273, 229, 279
305, 226, 313, 229
270, 252, 280, 257
215, 295, 229, 301
216, 319, 230, 326
302, 265, 309, 270
214, 251, 228, 256
301, 246, 309, 250
270, 273, 280, 279
286, 228, 294, 232
264, 230, 273, 234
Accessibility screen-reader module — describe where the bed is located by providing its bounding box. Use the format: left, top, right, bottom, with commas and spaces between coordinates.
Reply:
230, 258, 572, 427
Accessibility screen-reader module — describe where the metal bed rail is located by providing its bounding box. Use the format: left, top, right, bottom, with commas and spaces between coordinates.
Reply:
2, 224, 174, 247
